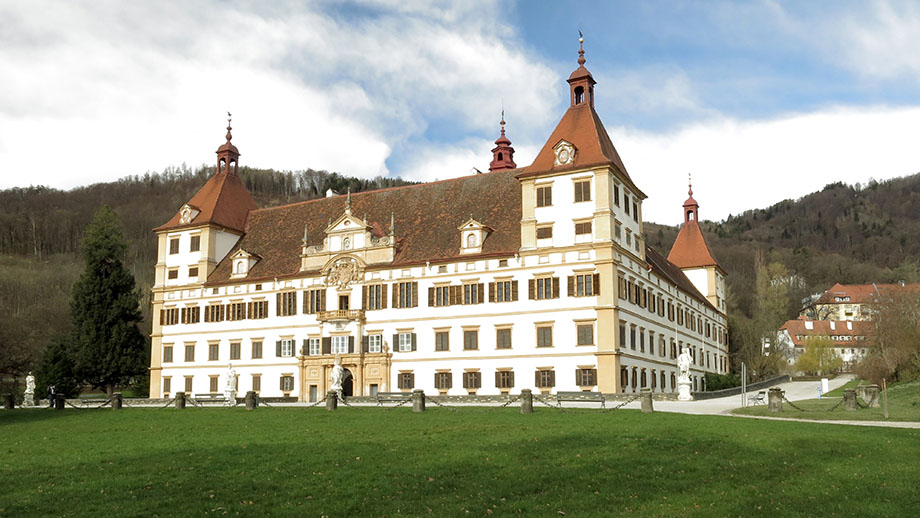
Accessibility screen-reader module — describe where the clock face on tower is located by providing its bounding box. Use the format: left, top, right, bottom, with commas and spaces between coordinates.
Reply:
553, 140, 575, 167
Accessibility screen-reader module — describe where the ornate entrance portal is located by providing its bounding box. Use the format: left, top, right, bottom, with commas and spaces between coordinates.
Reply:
342, 369, 353, 397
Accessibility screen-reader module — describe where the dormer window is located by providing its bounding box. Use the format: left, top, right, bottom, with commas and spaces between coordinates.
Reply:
467, 234, 477, 248
459, 217, 490, 255
235, 262, 245, 274
230, 249, 258, 279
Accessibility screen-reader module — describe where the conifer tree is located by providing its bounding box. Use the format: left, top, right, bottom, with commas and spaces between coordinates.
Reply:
34, 337, 80, 399
70, 206, 147, 395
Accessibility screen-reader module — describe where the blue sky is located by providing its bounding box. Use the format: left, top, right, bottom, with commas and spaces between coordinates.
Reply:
2, 1, 919, 224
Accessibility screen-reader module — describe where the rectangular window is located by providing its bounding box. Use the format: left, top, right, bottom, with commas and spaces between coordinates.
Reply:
624, 195, 630, 215
281, 376, 294, 392
227, 302, 246, 321
180, 306, 200, 324
614, 185, 620, 206
577, 368, 598, 387
208, 343, 219, 361
230, 342, 241, 360
577, 324, 593, 345
463, 283, 483, 305
536, 226, 553, 239
247, 300, 267, 319
338, 294, 349, 310
184, 376, 193, 393
574, 221, 592, 235
491, 280, 515, 302
367, 335, 382, 353
536, 325, 553, 347
186, 267, 199, 279
393, 281, 418, 308
536, 370, 555, 388
280, 339, 294, 357
163, 346, 173, 363
530, 277, 559, 300
331, 335, 349, 355
435, 331, 449, 352
633, 201, 639, 222
204, 304, 224, 323
640, 328, 646, 352
189, 235, 200, 252
309, 337, 321, 355
574, 180, 591, 202
277, 291, 297, 316
571, 273, 597, 297
169, 238, 179, 255
365, 284, 386, 310
463, 330, 479, 350
163, 377, 171, 395
630, 326, 636, 350
398, 372, 414, 390
251, 341, 263, 359
496, 370, 514, 389
252, 375, 261, 392
462, 371, 481, 389
184, 344, 195, 362
496, 328, 512, 349
398, 332, 414, 352
433, 285, 451, 307
209, 376, 219, 393
167, 269, 178, 280
536, 185, 552, 207
619, 321, 626, 348
303, 288, 326, 314
434, 372, 452, 390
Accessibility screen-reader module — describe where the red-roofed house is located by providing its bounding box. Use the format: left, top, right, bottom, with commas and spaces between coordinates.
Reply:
778, 319, 872, 371
802, 282, 920, 321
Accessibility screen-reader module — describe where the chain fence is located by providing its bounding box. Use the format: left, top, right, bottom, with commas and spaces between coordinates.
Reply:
426, 397, 461, 412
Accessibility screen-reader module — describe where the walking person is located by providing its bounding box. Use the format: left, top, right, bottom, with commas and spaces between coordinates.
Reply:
47, 385, 55, 408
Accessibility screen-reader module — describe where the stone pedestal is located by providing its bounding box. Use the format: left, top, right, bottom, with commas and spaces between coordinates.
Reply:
768, 388, 783, 413
175, 392, 186, 409
245, 391, 258, 410
3, 394, 13, 410
326, 390, 338, 411
412, 389, 426, 412
224, 390, 236, 407
112, 392, 123, 410
22, 391, 35, 407
863, 384, 880, 407
677, 377, 693, 401
520, 389, 533, 414
844, 389, 858, 411
54, 394, 65, 410
640, 388, 654, 413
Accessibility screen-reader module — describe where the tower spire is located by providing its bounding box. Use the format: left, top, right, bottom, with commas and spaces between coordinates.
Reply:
216, 111, 241, 176
567, 31, 596, 107
489, 111, 516, 172
682, 173, 699, 223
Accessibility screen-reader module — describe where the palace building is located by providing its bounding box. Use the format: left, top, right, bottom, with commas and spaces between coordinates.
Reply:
149, 42, 729, 400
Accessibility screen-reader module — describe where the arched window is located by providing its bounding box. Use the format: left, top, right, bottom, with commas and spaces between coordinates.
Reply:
498, 152, 503, 161
343, 237, 351, 250
574, 86, 585, 104
688, 211, 695, 221
466, 233, 477, 248
235, 261, 244, 274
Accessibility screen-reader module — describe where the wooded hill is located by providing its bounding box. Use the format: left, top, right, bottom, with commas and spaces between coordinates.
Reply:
2, 165, 919, 385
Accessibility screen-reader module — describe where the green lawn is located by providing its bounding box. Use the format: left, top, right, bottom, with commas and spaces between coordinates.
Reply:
735, 378, 920, 422
2, 407, 918, 517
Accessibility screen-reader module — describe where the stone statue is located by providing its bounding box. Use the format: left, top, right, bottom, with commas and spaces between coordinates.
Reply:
330, 356, 345, 402
23, 372, 36, 407
223, 363, 237, 406
677, 348, 693, 401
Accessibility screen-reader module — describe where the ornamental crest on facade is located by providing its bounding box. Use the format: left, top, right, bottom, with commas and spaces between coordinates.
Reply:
325, 257, 362, 289
179, 204, 193, 224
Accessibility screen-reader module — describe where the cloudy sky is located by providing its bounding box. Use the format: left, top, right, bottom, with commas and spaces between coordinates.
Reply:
2, 0, 919, 225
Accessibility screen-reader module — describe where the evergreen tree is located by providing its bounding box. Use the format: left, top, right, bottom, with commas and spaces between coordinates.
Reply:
70, 206, 147, 395
34, 337, 80, 399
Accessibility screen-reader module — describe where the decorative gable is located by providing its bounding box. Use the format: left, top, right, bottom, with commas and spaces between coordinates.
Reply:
230, 249, 259, 279
300, 195, 397, 272
179, 204, 201, 225
458, 217, 491, 255
553, 140, 576, 167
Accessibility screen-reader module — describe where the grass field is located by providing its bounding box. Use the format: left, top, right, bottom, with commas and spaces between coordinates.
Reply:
735, 378, 920, 422
2, 407, 919, 517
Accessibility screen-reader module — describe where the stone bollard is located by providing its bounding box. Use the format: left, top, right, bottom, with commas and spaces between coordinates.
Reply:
112, 392, 123, 410
767, 388, 783, 413
3, 394, 14, 410
843, 389, 858, 411
412, 389, 426, 412
326, 391, 338, 411
54, 394, 65, 410
640, 388, 654, 413
175, 392, 186, 409
520, 389, 533, 414
245, 391, 258, 410
864, 384, 880, 408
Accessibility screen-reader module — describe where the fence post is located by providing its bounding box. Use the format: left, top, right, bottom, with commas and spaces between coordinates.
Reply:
54, 394, 65, 410
520, 389, 533, 414
175, 392, 186, 409
326, 391, 338, 411
767, 388, 783, 413
412, 389, 426, 412
245, 391, 258, 410
112, 392, 123, 410
3, 394, 13, 410
843, 389, 858, 411
640, 388, 654, 413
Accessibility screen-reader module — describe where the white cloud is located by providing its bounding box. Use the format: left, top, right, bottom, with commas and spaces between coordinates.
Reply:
615, 105, 920, 226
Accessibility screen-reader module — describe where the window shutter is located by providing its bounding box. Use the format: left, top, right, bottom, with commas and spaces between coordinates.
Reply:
488, 282, 496, 302
428, 287, 435, 307
276, 341, 282, 357
449, 285, 459, 305
411, 333, 417, 351
590, 369, 597, 386
447, 373, 452, 389
552, 277, 560, 298
535, 370, 540, 386
302, 338, 309, 356
462, 373, 469, 389
509, 371, 515, 388
392, 334, 399, 350
411, 283, 418, 307
280, 377, 285, 391
434, 372, 439, 388
392, 284, 398, 308
362, 336, 369, 353
320, 290, 326, 312
362, 285, 368, 309
575, 368, 581, 385
348, 336, 355, 353
495, 371, 501, 388
528, 279, 535, 300
593, 274, 600, 296
567, 276, 575, 296
159, 309, 165, 325
276, 293, 281, 315
550, 370, 555, 387
477, 283, 484, 303
511, 280, 519, 301
322, 337, 331, 355
381, 284, 388, 309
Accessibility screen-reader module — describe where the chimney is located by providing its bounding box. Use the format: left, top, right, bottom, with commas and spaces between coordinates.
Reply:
830, 321, 836, 331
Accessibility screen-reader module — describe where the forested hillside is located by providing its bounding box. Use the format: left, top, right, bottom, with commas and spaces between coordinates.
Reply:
0, 164, 415, 386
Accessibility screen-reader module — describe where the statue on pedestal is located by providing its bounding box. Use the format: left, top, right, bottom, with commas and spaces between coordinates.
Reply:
330, 356, 345, 402
223, 363, 237, 406
23, 372, 36, 407
677, 348, 693, 401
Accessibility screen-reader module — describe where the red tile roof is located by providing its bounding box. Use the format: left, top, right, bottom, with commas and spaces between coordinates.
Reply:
155, 171, 257, 233
780, 319, 872, 347
814, 282, 920, 305
646, 245, 717, 312
667, 220, 719, 269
